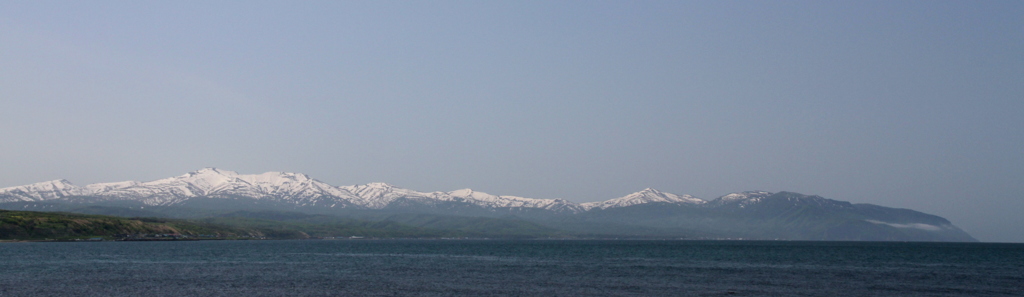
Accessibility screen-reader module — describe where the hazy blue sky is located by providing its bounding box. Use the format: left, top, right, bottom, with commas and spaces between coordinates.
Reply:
1, 1, 1022, 242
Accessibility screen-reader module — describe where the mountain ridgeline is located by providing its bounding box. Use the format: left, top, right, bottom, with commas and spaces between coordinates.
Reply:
0, 168, 976, 241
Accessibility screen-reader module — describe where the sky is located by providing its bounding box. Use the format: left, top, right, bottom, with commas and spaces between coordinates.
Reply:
1, 1, 1022, 242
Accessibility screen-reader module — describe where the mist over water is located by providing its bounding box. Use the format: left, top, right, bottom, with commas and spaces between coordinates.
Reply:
1, 240, 1021, 296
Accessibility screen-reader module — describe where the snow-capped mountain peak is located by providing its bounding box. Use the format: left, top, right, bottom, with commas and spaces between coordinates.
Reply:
581, 188, 706, 210
439, 188, 584, 212
83, 181, 141, 193
341, 182, 400, 197
447, 188, 489, 200
0, 179, 84, 201
1, 179, 77, 191
715, 191, 773, 203
337, 182, 425, 208
164, 167, 241, 191
707, 191, 775, 208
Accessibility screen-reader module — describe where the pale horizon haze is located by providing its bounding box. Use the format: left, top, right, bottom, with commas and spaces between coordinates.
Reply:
1, 1, 1022, 242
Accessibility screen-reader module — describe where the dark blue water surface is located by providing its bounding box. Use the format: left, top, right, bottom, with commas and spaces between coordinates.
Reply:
1, 240, 1021, 296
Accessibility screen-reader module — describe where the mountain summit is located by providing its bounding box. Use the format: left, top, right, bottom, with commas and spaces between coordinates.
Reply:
581, 188, 705, 210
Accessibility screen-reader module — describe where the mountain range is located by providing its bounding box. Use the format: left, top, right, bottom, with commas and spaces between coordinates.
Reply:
0, 168, 977, 241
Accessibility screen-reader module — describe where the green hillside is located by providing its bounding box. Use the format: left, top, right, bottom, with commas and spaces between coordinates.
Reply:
0, 209, 259, 240
0, 209, 565, 241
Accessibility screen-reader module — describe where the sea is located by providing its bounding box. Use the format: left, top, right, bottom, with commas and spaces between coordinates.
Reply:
0, 240, 1021, 296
